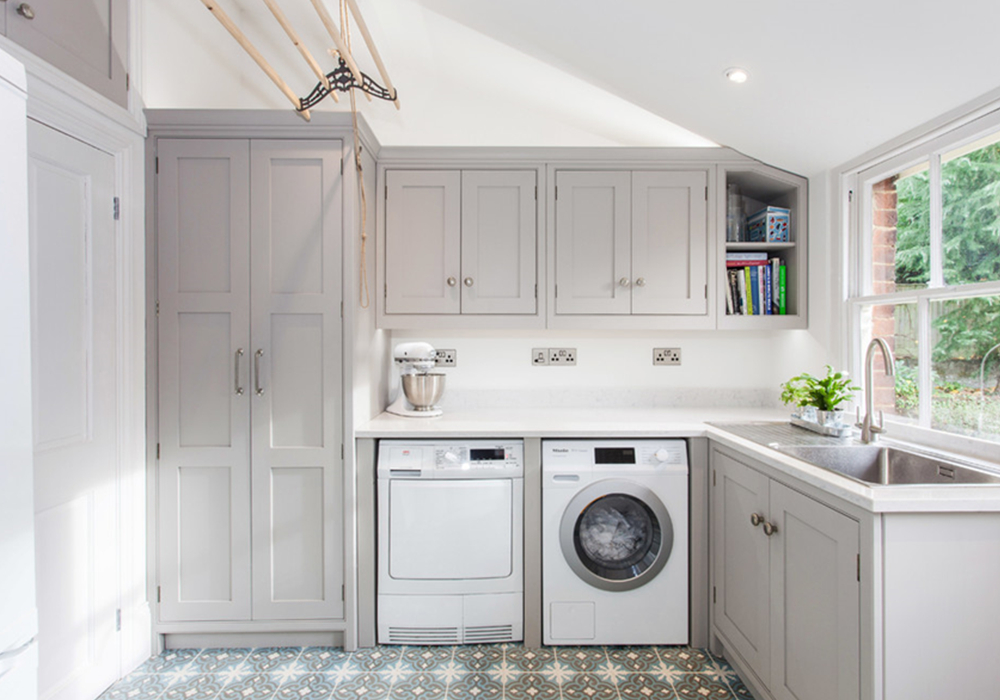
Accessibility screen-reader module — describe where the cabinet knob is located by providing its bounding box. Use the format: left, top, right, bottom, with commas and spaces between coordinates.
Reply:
446, 277, 457, 287
750, 513, 763, 527
17, 3, 35, 19
635, 277, 646, 287
464, 277, 474, 287
618, 277, 631, 288
763, 521, 778, 537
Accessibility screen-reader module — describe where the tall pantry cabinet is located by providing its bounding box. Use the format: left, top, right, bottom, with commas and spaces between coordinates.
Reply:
156, 139, 344, 625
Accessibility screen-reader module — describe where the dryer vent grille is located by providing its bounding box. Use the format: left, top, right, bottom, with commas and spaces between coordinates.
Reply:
464, 624, 514, 643
386, 626, 460, 645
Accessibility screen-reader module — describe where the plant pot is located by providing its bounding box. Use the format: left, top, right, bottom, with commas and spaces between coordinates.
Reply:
816, 409, 847, 427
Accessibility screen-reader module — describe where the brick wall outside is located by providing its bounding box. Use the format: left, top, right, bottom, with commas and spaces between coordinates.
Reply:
870, 177, 898, 413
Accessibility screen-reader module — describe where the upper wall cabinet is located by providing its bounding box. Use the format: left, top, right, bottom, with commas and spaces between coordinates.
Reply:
2, 0, 127, 106
550, 169, 709, 328
380, 168, 541, 328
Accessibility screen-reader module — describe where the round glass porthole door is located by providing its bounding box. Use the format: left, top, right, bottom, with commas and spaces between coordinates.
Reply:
559, 481, 674, 592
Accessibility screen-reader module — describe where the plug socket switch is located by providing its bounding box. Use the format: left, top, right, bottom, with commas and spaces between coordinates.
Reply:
653, 347, 681, 366
548, 347, 577, 365
531, 348, 548, 366
435, 349, 457, 367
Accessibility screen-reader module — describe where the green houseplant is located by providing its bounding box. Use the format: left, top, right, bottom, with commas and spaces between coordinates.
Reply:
780, 365, 859, 425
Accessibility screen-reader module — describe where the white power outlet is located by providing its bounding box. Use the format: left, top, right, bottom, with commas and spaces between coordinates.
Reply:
531, 348, 548, 366
548, 347, 577, 365
435, 349, 457, 367
653, 347, 681, 366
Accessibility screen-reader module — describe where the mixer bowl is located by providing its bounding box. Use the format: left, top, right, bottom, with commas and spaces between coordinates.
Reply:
402, 373, 445, 410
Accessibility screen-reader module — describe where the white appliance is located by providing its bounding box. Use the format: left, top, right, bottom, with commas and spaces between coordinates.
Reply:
386, 342, 445, 418
0, 47, 39, 700
377, 439, 524, 644
542, 439, 689, 645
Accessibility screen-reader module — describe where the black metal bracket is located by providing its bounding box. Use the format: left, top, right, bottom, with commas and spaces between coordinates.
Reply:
299, 57, 397, 111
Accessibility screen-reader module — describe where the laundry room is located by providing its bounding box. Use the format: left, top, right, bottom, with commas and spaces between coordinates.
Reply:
4, 2, 1000, 700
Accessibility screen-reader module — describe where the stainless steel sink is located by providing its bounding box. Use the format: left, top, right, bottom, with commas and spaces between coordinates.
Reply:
775, 444, 1000, 486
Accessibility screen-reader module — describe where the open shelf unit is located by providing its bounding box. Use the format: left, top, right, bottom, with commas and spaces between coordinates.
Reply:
717, 163, 808, 330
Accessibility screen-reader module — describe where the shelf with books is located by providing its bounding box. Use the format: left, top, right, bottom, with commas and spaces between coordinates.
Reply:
717, 164, 807, 329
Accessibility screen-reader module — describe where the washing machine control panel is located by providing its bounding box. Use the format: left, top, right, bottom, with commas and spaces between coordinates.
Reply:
378, 440, 524, 478
542, 440, 688, 471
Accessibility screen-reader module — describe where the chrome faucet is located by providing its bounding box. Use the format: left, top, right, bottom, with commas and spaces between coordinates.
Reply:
856, 337, 896, 443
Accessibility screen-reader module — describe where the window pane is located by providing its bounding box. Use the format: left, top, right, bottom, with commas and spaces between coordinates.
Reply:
942, 134, 1000, 285
860, 302, 919, 420
871, 165, 930, 293
930, 294, 1000, 439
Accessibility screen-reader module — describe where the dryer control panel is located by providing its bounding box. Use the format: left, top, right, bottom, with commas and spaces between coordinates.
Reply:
378, 439, 524, 478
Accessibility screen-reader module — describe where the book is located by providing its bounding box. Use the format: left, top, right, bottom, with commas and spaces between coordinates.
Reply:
770, 258, 781, 314
725, 260, 769, 267
726, 252, 768, 261
732, 269, 745, 314
749, 266, 759, 315
778, 265, 787, 314
764, 265, 773, 315
743, 267, 752, 315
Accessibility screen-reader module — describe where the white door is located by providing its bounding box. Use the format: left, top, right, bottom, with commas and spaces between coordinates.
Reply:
769, 482, 859, 700
156, 139, 253, 622
631, 171, 708, 315
28, 120, 120, 700
461, 171, 537, 314
554, 171, 631, 314
384, 170, 461, 314
712, 450, 771, 686
250, 140, 344, 620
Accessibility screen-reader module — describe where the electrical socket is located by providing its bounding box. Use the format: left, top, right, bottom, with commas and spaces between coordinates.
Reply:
531, 348, 548, 366
548, 347, 577, 366
653, 347, 681, 366
435, 349, 457, 367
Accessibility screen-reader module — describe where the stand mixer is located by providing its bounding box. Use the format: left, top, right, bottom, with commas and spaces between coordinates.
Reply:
386, 342, 446, 417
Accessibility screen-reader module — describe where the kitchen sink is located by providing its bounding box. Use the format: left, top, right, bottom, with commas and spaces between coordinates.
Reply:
775, 444, 1000, 486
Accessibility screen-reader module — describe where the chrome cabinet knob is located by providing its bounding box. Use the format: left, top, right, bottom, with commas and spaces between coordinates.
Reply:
464, 277, 474, 287
446, 277, 457, 287
17, 3, 35, 19
635, 277, 646, 287
619, 277, 631, 288
763, 521, 778, 537
750, 513, 763, 527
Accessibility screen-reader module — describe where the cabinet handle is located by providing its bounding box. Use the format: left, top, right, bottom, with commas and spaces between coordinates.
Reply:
763, 521, 778, 537
16, 3, 35, 19
750, 513, 763, 527
464, 277, 474, 287
447, 277, 457, 287
618, 277, 631, 288
254, 349, 264, 396
635, 277, 646, 287
234, 348, 245, 395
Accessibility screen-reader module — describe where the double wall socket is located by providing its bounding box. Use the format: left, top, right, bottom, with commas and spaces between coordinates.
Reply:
653, 348, 682, 366
435, 349, 457, 367
532, 348, 577, 366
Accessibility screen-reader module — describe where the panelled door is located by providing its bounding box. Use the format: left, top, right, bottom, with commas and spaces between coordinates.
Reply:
157, 139, 252, 622
384, 170, 461, 314
249, 140, 343, 620
554, 171, 631, 314
460, 170, 537, 314
631, 171, 707, 315
28, 120, 121, 700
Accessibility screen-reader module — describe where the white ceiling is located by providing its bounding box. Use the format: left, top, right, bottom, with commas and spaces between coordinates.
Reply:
143, 0, 1000, 175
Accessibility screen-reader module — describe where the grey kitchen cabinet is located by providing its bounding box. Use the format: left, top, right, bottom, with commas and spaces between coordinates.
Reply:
382, 168, 538, 320
712, 448, 860, 700
553, 169, 708, 317
156, 138, 344, 625
2, 0, 127, 106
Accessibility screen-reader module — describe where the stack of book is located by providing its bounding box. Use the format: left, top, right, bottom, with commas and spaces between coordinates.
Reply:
725, 253, 786, 315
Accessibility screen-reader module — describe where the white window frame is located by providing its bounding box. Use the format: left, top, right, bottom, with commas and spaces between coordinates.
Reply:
845, 107, 1000, 460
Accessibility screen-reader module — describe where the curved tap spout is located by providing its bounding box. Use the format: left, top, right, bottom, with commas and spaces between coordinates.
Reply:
857, 337, 896, 443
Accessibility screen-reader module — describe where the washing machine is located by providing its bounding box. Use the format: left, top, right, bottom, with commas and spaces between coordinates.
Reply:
542, 439, 688, 645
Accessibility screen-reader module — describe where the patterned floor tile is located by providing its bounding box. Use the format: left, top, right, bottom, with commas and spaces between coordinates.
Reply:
274, 672, 337, 700
607, 646, 662, 673
300, 647, 353, 673
188, 647, 251, 674
503, 672, 560, 700
133, 648, 200, 674
217, 673, 281, 700
502, 645, 556, 673
674, 673, 736, 700
98, 673, 171, 700
560, 672, 618, 700
400, 646, 455, 673
658, 646, 715, 672
353, 646, 404, 673
453, 645, 503, 672
557, 646, 607, 672
390, 671, 447, 700
617, 672, 677, 700
245, 647, 303, 674
332, 672, 392, 700
725, 675, 757, 700
446, 672, 502, 700
161, 674, 228, 700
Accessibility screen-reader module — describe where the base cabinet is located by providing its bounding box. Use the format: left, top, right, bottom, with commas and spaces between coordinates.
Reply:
712, 448, 860, 700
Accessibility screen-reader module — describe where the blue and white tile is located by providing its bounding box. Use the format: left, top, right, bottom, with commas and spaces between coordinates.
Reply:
400, 646, 454, 674
245, 647, 303, 674
389, 671, 447, 700
352, 646, 404, 673
557, 647, 606, 673
160, 674, 228, 700
133, 648, 200, 675
617, 672, 677, 700
274, 672, 338, 700
188, 648, 250, 674
446, 672, 502, 700
502, 645, 556, 673
217, 673, 282, 700
300, 647, 352, 673
607, 646, 661, 673
673, 673, 736, 700
98, 673, 171, 700
331, 671, 392, 699
503, 673, 560, 700
560, 673, 618, 700
453, 645, 503, 672
659, 647, 714, 673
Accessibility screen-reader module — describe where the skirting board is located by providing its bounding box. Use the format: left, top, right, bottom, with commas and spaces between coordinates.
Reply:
165, 631, 345, 649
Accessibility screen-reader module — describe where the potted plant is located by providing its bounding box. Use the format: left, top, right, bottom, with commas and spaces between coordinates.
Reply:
780, 365, 859, 426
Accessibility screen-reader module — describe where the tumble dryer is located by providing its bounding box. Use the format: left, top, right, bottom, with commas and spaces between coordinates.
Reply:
542, 439, 688, 645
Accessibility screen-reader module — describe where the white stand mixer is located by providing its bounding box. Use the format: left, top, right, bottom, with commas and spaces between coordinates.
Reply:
386, 342, 446, 418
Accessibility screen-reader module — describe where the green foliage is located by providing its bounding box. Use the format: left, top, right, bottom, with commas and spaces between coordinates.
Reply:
893, 362, 920, 416
780, 365, 859, 411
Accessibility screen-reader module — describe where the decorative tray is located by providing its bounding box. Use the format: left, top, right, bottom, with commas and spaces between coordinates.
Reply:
790, 415, 854, 438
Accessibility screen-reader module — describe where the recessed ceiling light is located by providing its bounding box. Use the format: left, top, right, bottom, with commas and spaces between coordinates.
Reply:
725, 67, 750, 84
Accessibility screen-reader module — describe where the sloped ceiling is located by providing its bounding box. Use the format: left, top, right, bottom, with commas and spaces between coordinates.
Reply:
143, 0, 1000, 175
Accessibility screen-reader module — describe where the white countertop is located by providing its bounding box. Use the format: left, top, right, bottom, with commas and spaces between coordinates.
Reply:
358, 407, 1000, 514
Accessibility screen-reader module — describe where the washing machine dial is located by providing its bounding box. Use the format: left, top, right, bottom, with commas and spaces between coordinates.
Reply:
653, 448, 670, 463
443, 451, 460, 463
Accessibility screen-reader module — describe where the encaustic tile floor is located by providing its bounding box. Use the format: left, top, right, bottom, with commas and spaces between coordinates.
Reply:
98, 645, 756, 700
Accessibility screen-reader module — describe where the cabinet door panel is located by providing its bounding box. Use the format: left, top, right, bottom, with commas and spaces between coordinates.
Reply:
632, 171, 708, 314
250, 140, 343, 620
769, 482, 859, 700
554, 171, 631, 314
385, 170, 461, 314
461, 171, 536, 314
157, 139, 252, 622
5, 0, 127, 106
712, 451, 770, 684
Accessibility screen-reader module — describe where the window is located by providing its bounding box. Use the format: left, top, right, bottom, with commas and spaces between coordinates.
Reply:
850, 113, 1000, 445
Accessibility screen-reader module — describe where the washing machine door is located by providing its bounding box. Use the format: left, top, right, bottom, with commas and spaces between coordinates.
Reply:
559, 480, 674, 592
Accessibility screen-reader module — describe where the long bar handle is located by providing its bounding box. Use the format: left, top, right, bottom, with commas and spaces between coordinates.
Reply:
235, 348, 245, 395
254, 349, 264, 396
